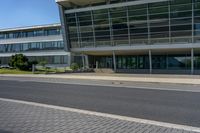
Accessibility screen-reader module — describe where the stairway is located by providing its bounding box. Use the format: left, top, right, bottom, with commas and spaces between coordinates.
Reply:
94, 68, 114, 73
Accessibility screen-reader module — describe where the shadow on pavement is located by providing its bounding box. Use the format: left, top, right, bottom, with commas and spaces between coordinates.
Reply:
0, 129, 13, 133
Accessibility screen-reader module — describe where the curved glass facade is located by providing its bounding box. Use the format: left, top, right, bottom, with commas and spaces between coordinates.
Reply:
0, 23, 69, 66
0, 28, 61, 40
66, 0, 200, 48
0, 55, 68, 65
0, 41, 64, 53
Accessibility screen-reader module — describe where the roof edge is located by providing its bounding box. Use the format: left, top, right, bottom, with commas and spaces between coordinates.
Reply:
0, 23, 61, 33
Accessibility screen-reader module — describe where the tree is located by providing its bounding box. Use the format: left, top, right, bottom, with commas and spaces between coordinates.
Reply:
9, 54, 30, 71
30, 60, 38, 66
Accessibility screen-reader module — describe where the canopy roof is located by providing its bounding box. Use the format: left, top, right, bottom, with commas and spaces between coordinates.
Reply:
56, 0, 106, 8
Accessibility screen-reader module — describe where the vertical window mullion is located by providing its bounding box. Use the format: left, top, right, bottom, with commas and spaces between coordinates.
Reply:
169, 1, 171, 44
126, 6, 131, 46
147, 4, 150, 45
75, 13, 81, 48
91, 11, 96, 47
108, 9, 114, 46
192, 0, 194, 43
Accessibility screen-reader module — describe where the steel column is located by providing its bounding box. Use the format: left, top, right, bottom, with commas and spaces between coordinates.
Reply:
113, 51, 117, 72
191, 48, 194, 75
149, 50, 152, 74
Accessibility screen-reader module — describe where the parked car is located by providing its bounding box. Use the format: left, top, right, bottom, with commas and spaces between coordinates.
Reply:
0, 65, 14, 69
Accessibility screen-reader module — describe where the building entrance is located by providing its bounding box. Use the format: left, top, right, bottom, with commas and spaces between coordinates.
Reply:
93, 56, 113, 69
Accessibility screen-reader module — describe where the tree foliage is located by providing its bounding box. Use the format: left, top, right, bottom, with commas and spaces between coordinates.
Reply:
9, 54, 37, 71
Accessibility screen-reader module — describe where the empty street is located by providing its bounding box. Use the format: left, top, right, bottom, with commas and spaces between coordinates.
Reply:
0, 79, 200, 128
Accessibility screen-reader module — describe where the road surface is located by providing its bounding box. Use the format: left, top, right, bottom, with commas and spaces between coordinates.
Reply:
0, 79, 200, 127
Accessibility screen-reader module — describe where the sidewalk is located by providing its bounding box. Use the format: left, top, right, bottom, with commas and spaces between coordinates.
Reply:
0, 98, 199, 133
0, 73, 200, 85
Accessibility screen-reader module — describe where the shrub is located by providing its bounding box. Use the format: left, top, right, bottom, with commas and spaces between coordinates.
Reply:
39, 61, 47, 68
9, 54, 30, 71
70, 63, 79, 71
30, 60, 38, 65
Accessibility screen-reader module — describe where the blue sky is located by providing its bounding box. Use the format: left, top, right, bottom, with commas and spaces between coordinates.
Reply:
0, 0, 60, 29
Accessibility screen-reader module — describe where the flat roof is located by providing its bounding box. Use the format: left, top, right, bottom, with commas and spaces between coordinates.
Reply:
0, 23, 61, 33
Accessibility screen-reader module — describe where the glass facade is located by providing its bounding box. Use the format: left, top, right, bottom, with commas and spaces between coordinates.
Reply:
152, 54, 191, 70
65, 0, 200, 48
0, 55, 68, 65
54, 0, 200, 73
92, 54, 196, 70
116, 55, 149, 69
0, 25, 67, 65
0, 41, 64, 53
0, 28, 61, 40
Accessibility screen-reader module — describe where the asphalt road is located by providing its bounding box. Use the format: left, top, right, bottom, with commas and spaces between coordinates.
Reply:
0, 80, 200, 127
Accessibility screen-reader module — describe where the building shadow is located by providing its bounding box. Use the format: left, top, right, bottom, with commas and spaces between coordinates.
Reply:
0, 129, 13, 133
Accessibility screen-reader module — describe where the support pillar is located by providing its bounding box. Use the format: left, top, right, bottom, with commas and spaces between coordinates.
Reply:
96, 61, 99, 69
82, 54, 85, 69
85, 55, 89, 69
113, 51, 117, 72
149, 50, 152, 74
68, 53, 72, 67
191, 48, 194, 75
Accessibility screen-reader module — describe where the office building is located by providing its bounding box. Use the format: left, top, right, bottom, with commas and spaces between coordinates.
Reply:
0, 24, 70, 66
56, 0, 200, 74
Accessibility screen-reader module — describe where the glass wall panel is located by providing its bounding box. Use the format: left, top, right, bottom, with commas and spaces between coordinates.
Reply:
194, 54, 200, 69
77, 11, 94, 47
194, 1, 200, 43
0, 28, 61, 40
0, 41, 64, 53
128, 4, 148, 45
0, 55, 68, 65
28, 55, 68, 64
149, 1, 169, 44
153, 54, 190, 70
94, 56, 113, 68
170, 0, 192, 43
110, 7, 129, 45
65, 0, 199, 47
152, 56, 167, 69
116, 55, 149, 69
167, 55, 191, 70
93, 9, 111, 46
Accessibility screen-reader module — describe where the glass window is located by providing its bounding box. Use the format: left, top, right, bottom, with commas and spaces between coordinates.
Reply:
152, 56, 167, 69
170, 0, 192, 5
27, 31, 34, 37
167, 55, 191, 69
0, 41, 64, 53
171, 3, 192, 12
194, 55, 200, 69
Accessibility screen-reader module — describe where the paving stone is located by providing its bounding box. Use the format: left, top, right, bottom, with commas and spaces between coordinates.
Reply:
0, 100, 199, 133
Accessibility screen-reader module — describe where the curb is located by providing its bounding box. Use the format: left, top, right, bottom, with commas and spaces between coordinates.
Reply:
1, 74, 200, 85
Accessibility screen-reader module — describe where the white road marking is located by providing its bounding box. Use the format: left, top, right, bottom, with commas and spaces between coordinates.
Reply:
0, 97, 199, 132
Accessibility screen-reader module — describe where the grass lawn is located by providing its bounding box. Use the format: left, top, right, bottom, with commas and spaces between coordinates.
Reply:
36, 67, 72, 73
0, 68, 33, 74
0, 67, 72, 74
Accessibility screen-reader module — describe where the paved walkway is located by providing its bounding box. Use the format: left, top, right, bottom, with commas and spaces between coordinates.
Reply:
1, 73, 200, 85
0, 98, 199, 133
